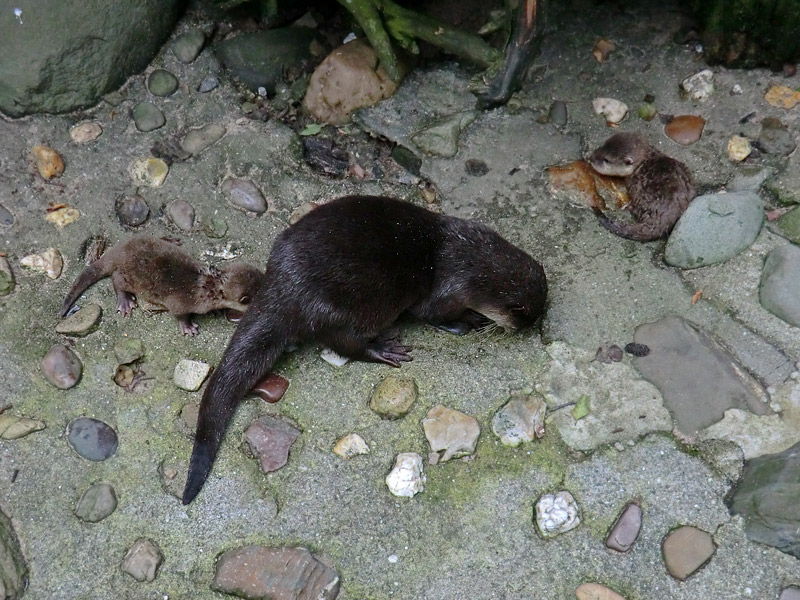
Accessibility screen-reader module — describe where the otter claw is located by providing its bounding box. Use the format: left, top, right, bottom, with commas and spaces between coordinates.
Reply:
116, 292, 137, 317
366, 338, 413, 367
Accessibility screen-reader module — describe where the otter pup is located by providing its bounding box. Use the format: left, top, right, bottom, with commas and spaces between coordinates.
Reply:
183, 195, 548, 504
60, 235, 263, 335
588, 133, 695, 241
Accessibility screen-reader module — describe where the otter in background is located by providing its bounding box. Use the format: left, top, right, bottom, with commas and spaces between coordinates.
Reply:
61, 235, 262, 336
589, 132, 695, 241
183, 195, 548, 504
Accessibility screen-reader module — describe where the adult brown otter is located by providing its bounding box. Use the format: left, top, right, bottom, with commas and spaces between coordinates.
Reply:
589, 133, 695, 241
183, 195, 548, 504
61, 235, 262, 335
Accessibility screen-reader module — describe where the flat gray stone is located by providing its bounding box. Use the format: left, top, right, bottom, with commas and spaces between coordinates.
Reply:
181, 123, 226, 156
777, 206, 800, 244
0, 203, 13, 226
121, 538, 163, 582
165, 199, 195, 231
759, 117, 796, 156
113, 338, 144, 364
171, 29, 205, 64
0, 508, 27, 599
67, 417, 118, 461
730, 441, 800, 558
221, 177, 267, 214
727, 165, 774, 192
55, 303, 101, 336
132, 102, 165, 132
760, 244, 800, 326
605, 503, 642, 552
780, 587, 800, 600
665, 191, 764, 269
632, 317, 771, 435
409, 111, 477, 158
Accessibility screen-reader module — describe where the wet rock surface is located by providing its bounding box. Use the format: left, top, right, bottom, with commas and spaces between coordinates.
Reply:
632, 317, 771, 435
212, 546, 340, 600
115, 194, 150, 227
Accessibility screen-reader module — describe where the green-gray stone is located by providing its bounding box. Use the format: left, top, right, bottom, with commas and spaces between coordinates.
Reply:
777, 206, 800, 244
0, 258, 14, 296
132, 102, 165, 132
147, 69, 179, 97
181, 123, 226, 155
204, 217, 228, 239
74, 483, 118, 523
0, 507, 28, 598
114, 338, 144, 364
410, 111, 477, 158
0, 0, 184, 116
172, 29, 206, 64
214, 27, 319, 95
759, 244, 800, 327
369, 375, 417, 419
730, 441, 800, 558
664, 191, 764, 269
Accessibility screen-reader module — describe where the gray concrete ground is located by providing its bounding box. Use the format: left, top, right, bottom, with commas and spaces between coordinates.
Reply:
2, 1, 800, 599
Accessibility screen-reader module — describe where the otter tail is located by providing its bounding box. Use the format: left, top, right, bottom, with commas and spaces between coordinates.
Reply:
592, 207, 666, 242
60, 255, 114, 317
182, 310, 287, 505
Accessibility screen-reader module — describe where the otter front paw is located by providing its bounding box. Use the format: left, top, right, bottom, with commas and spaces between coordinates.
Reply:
116, 292, 137, 317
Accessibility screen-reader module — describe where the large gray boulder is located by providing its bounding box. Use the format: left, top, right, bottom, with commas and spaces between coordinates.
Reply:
0, 0, 185, 117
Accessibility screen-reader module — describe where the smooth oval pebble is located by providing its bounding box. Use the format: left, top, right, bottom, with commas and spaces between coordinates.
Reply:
181, 123, 226, 155
166, 199, 195, 231
780, 586, 800, 600
75, 483, 118, 522
129, 157, 169, 187
70, 122, 103, 143
221, 178, 267, 214
605, 503, 642, 552
664, 115, 705, 145
55, 304, 102, 336
370, 374, 417, 419
67, 417, 118, 461
662, 525, 716, 580
576, 582, 626, 600
549, 100, 568, 126
147, 69, 179, 96
0, 257, 15, 295
0, 202, 14, 226
41, 344, 82, 389
132, 102, 165, 132
115, 194, 150, 228
31, 145, 64, 179
250, 373, 289, 403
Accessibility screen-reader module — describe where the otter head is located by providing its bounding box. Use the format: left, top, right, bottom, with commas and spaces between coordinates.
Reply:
220, 263, 263, 312
466, 241, 548, 333
588, 132, 651, 177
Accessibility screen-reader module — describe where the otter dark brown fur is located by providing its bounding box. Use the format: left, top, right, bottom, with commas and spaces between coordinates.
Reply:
589, 133, 695, 241
61, 235, 263, 335
183, 195, 548, 504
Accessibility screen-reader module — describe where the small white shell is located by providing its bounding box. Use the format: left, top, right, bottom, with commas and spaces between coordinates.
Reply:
535, 490, 580, 538
385, 452, 425, 497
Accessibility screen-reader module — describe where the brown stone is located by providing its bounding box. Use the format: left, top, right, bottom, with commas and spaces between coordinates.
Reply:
369, 374, 417, 419
546, 160, 629, 210
31, 145, 64, 179
664, 115, 705, 146
662, 525, 716, 580
575, 582, 626, 600
243, 416, 301, 473
251, 374, 289, 404
212, 546, 339, 600
40, 344, 82, 389
605, 503, 642, 552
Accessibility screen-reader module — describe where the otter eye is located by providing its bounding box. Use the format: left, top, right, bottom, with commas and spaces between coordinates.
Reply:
509, 304, 526, 313
624, 156, 634, 166
239, 295, 251, 305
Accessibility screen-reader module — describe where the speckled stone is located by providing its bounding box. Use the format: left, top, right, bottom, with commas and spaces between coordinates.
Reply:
173, 359, 212, 391
491, 392, 546, 446
129, 157, 169, 187
605, 503, 642, 552
172, 29, 206, 63
67, 417, 118, 461
165, 199, 195, 231
132, 102, 165, 132
75, 483, 117, 522
41, 344, 82, 389
121, 538, 163, 582
212, 546, 339, 600
55, 304, 101, 336
20, 248, 63, 279
369, 374, 417, 419
243, 416, 301, 473
662, 526, 715, 580
114, 338, 144, 364
147, 69, 178, 96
